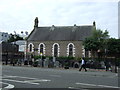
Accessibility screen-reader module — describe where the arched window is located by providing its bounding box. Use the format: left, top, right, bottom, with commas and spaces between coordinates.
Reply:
52, 43, 60, 57
67, 43, 75, 57
69, 44, 73, 56
38, 43, 45, 56
54, 44, 58, 57
40, 44, 43, 54
28, 43, 34, 52
29, 44, 32, 52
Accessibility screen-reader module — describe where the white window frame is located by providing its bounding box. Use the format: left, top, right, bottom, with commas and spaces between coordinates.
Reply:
67, 43, 75, 57
82, 46, 85, 57
28, 43, 34, 53
38, 43, 46, 56
52, 43, 60, 57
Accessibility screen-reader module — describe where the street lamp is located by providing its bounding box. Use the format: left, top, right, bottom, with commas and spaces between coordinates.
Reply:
5, 42, 8, 65
13, 34, 17, 66
40, 53, 43, 67
40, 53, 43, 59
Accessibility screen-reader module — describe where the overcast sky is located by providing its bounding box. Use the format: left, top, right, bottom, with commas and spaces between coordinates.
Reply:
0, 0, 119, 38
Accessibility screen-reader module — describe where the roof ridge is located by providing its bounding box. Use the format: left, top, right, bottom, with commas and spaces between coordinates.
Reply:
37, 25, 93, 28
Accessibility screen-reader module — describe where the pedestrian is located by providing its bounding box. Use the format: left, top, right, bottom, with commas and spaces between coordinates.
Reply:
12, 59, 15, 66
105, 61, 112, 71
17, 59, 22, 66
79, 58, 87, 72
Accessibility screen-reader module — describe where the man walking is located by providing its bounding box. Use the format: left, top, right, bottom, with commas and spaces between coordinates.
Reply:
79, 58, 87, 72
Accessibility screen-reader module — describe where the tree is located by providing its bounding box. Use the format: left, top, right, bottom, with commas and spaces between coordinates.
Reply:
107, 38, 120, 57
107, 38, 120, 73
7, 33, 23, 42
25, 31, 28, 35
21, 31, 23, 35
83, 28, 109, 58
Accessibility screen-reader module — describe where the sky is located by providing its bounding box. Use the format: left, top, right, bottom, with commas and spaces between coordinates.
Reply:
0, 0, 119, 38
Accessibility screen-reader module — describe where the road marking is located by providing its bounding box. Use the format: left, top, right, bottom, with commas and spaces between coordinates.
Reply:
3, 75, 37, 79
4, 83, 15, 89
24, 79, 51, 82
2, 75, 51, 85
0, 82, 14, 90
68, 87, 74, 89
1, 79, 39, 85
68, 86, 88, 90
49, 75, 61, 77
76, 82, 120, 88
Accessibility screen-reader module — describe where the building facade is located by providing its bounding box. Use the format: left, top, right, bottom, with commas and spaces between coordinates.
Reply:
1, 42, 24, 64
27, 17, 95, 58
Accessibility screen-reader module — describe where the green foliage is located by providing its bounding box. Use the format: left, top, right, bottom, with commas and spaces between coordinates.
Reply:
83, 28, 120, 58
7, 34, 23, 42
33, 55, 41, 60
83, 37, 100, 51
45, 56, 53, 60
83, 28, 109, 52
107, 38, 120, 56
24, 37, 28, 40
92, 29, 109, 40
57, 56, 75, 62
33, 55, 75, 61
33, 55, 46, 60
64, 62, 69, 66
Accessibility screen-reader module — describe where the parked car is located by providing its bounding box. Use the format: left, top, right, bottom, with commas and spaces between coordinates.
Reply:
86, 60, 105, 69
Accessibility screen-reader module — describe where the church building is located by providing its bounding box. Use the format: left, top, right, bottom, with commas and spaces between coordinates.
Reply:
27, 17, 95, 58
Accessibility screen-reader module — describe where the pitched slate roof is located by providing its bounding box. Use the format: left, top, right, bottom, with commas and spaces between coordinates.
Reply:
27, 25, 93, 41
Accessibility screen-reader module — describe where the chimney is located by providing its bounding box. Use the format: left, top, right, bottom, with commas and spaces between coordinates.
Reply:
50, 25, 55, 31
93, 21, 96, 26
34, 17, 39, 28
72, 24, 77, 32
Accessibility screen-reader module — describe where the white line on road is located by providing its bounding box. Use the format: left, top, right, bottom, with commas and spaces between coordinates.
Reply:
24, 79, 51, 82
0, 82, 14, 90
1, 79, 39, 85
76, 82, 120, 88
2, 75, 51, 85
3, 75, 38, 79
4, 83, 15, 89
68, 86, 89, 90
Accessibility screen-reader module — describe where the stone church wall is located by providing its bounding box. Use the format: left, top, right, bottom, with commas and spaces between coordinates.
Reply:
27, 40, 83, 58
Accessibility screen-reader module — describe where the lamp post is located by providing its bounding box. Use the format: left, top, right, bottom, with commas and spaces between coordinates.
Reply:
40, 53, 43, 60
40, 53, 43, 67
104, 48, 107, 71
13, 34, 17, 66
5, 43, 8, 65
12, 42, 16, 66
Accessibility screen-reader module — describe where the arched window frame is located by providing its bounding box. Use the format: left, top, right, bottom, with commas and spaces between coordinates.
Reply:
82, 46, 85, 57
67, 43, 75, 57
52, 43, 60, 57
38, 43, 45, 56
28, 43, 34, 53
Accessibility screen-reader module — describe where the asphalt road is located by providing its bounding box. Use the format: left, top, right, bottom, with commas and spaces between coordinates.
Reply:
1, 65, 119, 90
